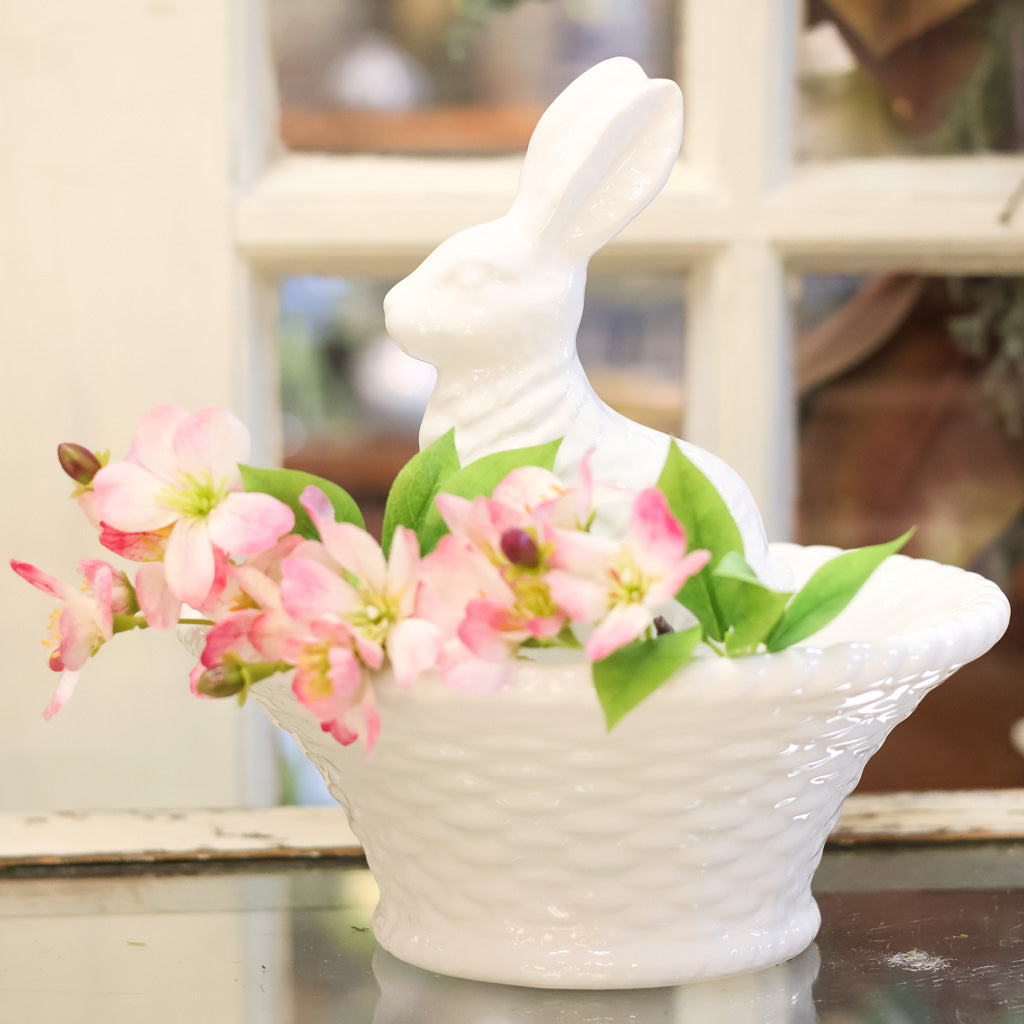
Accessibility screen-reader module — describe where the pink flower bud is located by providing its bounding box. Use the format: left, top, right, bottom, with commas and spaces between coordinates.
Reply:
500, 528, 540, 569
58, 443, 102, 486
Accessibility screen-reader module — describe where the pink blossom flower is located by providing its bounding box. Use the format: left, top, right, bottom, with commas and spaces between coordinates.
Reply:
416, 534, 558, 691
548, 487, 711, 661
434, 462, 592, 566
427, 467, 590, 682
91, 405, 295, 608
290, 630, 380, 750
10, 558, 135, 719
283, 486, 440, 687
190, 536, 309, 683
187, 535, 309, 693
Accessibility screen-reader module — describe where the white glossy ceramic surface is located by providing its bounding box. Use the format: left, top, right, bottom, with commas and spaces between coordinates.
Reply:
381, 57, 785, 587
248, 544, 1010, 989
371, 943, 821, 1023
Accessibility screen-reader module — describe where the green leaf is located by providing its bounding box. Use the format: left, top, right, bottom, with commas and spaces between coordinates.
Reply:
592, 625, 704, 730
381, 430, 462, 555
415, 438, 562, 555
657, 444, 743, 642
765, 529, 914, 652
239, 465, 364, 539
712, 551, 793, 655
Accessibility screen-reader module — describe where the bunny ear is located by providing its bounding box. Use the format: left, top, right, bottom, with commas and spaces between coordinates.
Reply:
509, 57, 683, 262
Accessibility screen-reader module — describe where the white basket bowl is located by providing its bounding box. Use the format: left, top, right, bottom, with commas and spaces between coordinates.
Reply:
248, 543, 1010, 988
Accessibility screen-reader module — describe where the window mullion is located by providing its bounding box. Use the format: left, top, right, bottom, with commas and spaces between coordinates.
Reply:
681, 0, 800, 541
687, 245, 795, 541
766, 156, 1024, 272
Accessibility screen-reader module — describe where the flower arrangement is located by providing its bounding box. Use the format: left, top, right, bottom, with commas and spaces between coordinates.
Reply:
12, 404, 909, 752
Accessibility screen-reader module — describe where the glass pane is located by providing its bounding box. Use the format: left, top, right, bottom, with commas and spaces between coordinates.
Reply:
796, 0, 1024, 159
269, 0, 680, 154
794, 272, 1024, 791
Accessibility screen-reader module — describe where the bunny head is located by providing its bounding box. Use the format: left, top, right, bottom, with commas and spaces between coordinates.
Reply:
383, 57, 683, 379
383, 218, 584, 368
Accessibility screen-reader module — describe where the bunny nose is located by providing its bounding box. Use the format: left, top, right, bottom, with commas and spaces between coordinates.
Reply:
382, 284, 404, 334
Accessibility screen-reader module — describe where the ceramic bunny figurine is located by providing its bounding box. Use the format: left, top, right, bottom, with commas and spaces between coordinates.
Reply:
384, 57, 782, 585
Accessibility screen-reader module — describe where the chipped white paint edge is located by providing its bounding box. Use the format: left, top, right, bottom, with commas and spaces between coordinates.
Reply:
0, 806, 360, 866
834, 789, 1024, 842
0, 791, 1022, 867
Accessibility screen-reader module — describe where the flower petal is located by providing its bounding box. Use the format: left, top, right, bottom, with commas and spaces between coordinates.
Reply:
43, 669, 81, 721
135, 562, 182, 630
387, 617, 441, 688
200, 610, 261, 667
207, 492, 295, 556
317, 521, 388, 592
249, 610, 299, 662
492, 466, 565, 514
354, 633, 384, 670
125, 404, 188, 480
93, 461, 175, 532
322, 718, 359, 747
361, 702, 381, 755
280, 558, 357, 622
98, 524, 169, 562
386, 526, 421, 614
10, 560, 72, 601
299, 485, 336, 537
417, 536, 509, 635
172, 406, 249, 480
83, 561, 115, 638
56, 597, 100, 669
545, 569, 608, 623
458, 600, 516, 661
164, 518, 217, 608
650, 547, 713, 605
437, 638, 512, 693
629, 488, 687, 570
585, 603, 652, 662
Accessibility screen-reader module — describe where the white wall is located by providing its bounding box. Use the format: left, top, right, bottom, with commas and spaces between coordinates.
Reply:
0, 2, 269, 810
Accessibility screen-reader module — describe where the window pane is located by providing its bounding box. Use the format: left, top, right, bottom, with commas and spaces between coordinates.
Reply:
796, 0, 1024, 160
795, 272, 1024, 791
269, 0, 680, 154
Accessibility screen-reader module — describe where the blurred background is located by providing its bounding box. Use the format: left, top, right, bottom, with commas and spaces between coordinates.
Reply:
3, 0, 1023, 809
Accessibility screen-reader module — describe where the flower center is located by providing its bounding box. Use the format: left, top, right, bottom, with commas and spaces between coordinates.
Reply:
349, 591, 400, 645
43, 607, 61, 651
158, 472, 231, 519
512, 576, 560, 621
297, 643, 332, 699
609, 553, 656, 605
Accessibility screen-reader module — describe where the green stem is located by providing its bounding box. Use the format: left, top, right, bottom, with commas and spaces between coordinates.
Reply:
112, 614, 149, 634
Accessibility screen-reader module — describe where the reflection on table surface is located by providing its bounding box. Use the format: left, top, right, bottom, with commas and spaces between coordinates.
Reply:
0, 844, 1022, 1023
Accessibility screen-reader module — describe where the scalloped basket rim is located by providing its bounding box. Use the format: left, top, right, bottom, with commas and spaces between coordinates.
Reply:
369, 541, 1011, 712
